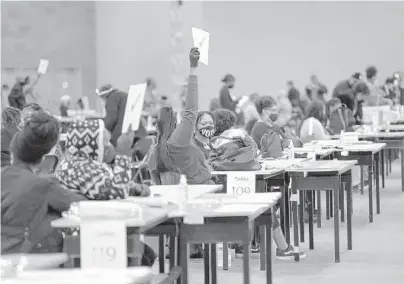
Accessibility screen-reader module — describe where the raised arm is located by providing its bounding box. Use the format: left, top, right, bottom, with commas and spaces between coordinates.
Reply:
169, 48, 200, 147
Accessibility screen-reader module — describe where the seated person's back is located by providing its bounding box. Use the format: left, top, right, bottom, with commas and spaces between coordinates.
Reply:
300, 100, 330, 144
1, 107, 22, 167
1, 113, 86, 254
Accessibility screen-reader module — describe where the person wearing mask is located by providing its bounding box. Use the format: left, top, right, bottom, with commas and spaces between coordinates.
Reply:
251, 96, 285, 150
1, 107, 22, 167
300, 100, 330, 144
148, 48, 213, 186
96, 84, 127, 146
193, 111, 215, 160
8, 74, 41, 110
1, 113, 87, 254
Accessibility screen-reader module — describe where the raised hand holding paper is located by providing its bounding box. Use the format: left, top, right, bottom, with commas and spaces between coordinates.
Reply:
37, 59, 49, 75
122, 83, 147, 133
192, 27, 209, 65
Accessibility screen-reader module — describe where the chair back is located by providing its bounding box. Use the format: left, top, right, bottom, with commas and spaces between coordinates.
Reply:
37, 155, 59, 174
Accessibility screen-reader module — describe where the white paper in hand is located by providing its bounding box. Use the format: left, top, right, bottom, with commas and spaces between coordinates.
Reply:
38, 59, 49, 75
121, 83, 147, 133
192, 27, 209, 65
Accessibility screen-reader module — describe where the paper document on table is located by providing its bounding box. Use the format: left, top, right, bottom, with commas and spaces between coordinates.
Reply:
192, 27, 209, 65
37, 59, 49, 75
121, 83, 147, 133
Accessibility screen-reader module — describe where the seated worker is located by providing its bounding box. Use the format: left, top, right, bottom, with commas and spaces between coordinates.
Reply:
209, 108, 305, 259
300, 100, 330, 144
1, 112, 87, 254
148, 48, 214, 185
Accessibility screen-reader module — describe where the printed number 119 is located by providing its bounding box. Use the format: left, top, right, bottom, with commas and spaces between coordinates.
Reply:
92, 246, 116, 262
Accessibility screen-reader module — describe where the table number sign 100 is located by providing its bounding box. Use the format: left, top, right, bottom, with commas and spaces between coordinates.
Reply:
227, 172, 256, 195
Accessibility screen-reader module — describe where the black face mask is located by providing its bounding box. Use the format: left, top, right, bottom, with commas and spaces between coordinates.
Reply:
270, 113, 278, 122
199, 126, 215, 138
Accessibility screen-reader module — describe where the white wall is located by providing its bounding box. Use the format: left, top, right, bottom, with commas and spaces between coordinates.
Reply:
95, 1, 404, 110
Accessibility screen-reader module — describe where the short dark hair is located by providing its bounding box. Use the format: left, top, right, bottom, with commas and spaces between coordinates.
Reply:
221, 74, 235, 83
10, 112, 60, 164
352, 72, 362, 80
365, 66, 377, 79
212, 108, 236, 136
353, 81, 370, 95
255, 96, 277, 115
23, 103, 42, 112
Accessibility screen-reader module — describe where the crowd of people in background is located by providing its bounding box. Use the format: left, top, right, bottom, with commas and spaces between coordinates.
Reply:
1, 46, 404, 266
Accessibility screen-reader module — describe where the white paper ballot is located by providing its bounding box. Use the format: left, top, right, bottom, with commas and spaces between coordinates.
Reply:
121, 83, 147, 133
237, 96, 249, 108
38, 59, 49, 75
192, 27, 209, 65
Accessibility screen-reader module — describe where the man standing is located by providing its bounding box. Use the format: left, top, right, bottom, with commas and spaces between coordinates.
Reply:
97, 84, 128, 146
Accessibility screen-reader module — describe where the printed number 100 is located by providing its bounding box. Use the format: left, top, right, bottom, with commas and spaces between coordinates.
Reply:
231, 187, 251, 194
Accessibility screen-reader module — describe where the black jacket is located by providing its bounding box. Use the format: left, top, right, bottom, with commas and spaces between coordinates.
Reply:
104, 89, 128, 146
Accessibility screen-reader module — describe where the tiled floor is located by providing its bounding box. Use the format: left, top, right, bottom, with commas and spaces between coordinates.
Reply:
151, 159, 404, 283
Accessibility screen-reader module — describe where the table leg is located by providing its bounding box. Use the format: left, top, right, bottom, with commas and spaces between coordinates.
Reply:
317, 190, 322, 228
223, 242, 228, 270
299, 191, 305, 243
308, 191, 314, 250
360, 165, 364, 195
266, 223, 273, 284
176, 234, 181, 284
292, 183, 300, 261
284, 186, 291, 244
279, 187, 286, 241
340, 182, 345, 223
368, 165, 374, 223
243, 242, 251, 284
389, 149, 392, 173
346, 171, 353, 250
385, 149, 389, 177
159, 235, 165, 273
211, 244, 217, 284
333, 189, 340, 263
401, 149, 404, 192
381, 149, 385, 188
180, 234, 188, 284
375, 153, 380, 214
330, 191, 333, 218
169, 236, 176, 269
326, 191, 330, 220
204, 244, 210, 284
259, 225, 266, 270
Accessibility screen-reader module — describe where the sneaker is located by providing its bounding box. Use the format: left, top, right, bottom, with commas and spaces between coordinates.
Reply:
276, 245, 306, 260
251, 244, 260, 253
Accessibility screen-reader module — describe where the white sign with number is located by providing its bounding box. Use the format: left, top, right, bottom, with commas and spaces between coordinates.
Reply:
227, 172, 256, 195
37, 59, 49, 75
80, 220, 127, 269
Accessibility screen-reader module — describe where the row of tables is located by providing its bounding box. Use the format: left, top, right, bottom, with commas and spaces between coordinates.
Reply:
4, 127, 404, 284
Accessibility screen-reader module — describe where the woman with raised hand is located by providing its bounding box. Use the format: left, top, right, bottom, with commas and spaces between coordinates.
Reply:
193, 111, 215, 160
148, 48, 213, 185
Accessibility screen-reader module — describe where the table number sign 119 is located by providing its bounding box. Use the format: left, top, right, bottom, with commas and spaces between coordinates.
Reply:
80, 220, 127, 269
227, 172, 256, 195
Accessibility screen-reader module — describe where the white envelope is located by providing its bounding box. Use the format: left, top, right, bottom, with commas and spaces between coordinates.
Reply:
121, 83, 147, 133
192, 27, 209, 65
38, 59, 49, 75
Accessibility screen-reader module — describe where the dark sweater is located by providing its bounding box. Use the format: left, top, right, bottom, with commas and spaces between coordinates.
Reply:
219, 86, 237, 112
104, 89, 128, 146
148, 75, 212, 185
251, 121, 284, 150
1, 163, 86, 254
